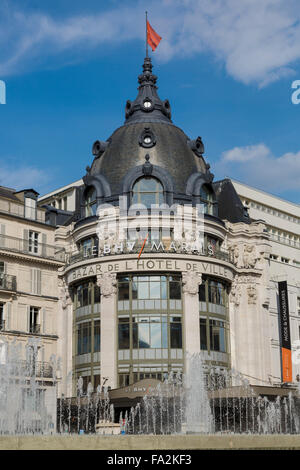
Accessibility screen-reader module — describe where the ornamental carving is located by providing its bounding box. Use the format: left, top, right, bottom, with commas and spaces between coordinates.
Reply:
242, 244, 257, 269
247, 286, 257, 305
58, 278, 72, 309
97, 273, 117, 297
229, 280, 241, 306
182, 272, 202, 295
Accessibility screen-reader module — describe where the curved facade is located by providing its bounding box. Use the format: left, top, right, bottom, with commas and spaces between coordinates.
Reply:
56, 58, 272, 396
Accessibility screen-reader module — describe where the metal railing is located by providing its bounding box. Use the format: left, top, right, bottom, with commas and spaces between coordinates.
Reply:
0, 273, 16, 291
0, 199, 45, 222
29, 324, 41, 334
0, 234, 65, 262
3, 360, 54, 378
269, 233, 300, 250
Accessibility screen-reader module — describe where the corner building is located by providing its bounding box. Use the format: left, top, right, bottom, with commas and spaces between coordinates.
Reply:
55, 58, 273, 396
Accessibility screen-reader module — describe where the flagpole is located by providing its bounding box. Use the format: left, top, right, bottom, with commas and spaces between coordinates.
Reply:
145, 11, 148, 58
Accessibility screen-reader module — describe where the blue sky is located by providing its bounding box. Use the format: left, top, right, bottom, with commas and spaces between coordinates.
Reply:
0, 0, 300, 203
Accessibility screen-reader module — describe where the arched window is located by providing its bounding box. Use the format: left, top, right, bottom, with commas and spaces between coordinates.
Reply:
200, 185, 216, 215
132, 177, 164, 208
85, 187, 97, 217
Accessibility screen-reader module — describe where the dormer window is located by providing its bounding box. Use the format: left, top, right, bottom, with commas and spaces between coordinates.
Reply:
132, 177, 164, 208
200, 185, 216, 216
85, 187, 97, 217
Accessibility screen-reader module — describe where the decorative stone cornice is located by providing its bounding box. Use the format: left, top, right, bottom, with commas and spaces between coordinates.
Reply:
182, 271, 202, 296
96, 273, 117, 297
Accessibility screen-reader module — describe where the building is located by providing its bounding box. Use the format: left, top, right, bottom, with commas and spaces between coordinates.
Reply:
0, 185, 65, 430
231, 179, 300, 384
38, 56, 296, 403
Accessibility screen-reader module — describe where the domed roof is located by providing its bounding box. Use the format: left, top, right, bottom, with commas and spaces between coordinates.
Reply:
89, 58, 208, 195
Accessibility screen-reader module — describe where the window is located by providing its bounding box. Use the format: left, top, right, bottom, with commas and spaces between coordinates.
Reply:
29, 231, 39, 254
24, 198, 36, 220
94, 320, 100, 352
200, 185, 216, 215
209, 319, 226, 352
132, 177, 164, 208
63, 197, 68, 211
29, 307, 40, 334
77, 322, 91, 355
170, 317, 182, 348
85, 187, 97, 217
132, 315, 169, 349
79, 237, 98, 258
0, 303, 4, 331
200, 318, 207, 350
208, 280, 225, 306
297, 298, 300, 316
118, 317, 130, 349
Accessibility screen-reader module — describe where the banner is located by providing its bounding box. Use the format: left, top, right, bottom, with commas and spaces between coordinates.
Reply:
278, 281, 292, 382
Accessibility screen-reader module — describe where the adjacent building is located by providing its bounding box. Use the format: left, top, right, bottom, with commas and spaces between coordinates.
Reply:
0, 185, 65, 428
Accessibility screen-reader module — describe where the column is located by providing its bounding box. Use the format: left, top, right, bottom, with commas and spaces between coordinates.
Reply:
58, 277, 73, 397
97, 273, 117, 389
182, 271, 202, 356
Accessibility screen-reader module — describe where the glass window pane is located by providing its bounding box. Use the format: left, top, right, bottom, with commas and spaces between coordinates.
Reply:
138, 282, 148, 299
118, 323, 129, 349
170, 281, 181, 300
132, 322, 138, 348
162, 322, 168, 348
118, 282, 129, 300
94, 321, 100, 352
200, 319, 207, 350
150, 323, 161, 348
170, 322, 182, 348
139, 323, 150, 348
149, 281, 160, 299
138, 178, 158, 192
199, 283, 206, 302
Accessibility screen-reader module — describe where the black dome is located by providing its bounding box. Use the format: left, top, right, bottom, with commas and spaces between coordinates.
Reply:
89, 58, 207, 196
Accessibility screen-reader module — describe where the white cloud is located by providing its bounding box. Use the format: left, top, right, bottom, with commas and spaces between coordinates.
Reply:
0, 162, 50, 192
0, 0, 300, 85
216, 143, 300, 192
222, 144, 270, 162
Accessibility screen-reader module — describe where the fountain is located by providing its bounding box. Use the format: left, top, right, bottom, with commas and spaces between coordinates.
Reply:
1, 341, 300, 437
0, 337, 57, 434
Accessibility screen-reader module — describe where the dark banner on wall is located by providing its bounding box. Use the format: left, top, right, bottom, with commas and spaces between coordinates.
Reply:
278, 281, 292, 383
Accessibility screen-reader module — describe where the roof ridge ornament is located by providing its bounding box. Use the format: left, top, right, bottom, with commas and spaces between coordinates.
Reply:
142, 154, 153, 176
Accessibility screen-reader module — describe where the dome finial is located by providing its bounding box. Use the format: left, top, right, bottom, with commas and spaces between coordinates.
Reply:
124, 57, 172, 124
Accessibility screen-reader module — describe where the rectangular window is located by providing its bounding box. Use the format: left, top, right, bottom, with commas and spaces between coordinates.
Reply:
297, 298, 300, 316
118, 318, 130, 349
209, 319, 226, 352
77, 322, 91, 355
0, 303, 4, 330
170, 317, 182, 348
29, 231, 39, 254
94, 320, 100, 352
200, 318, 207, 350
29, 306, 40, 334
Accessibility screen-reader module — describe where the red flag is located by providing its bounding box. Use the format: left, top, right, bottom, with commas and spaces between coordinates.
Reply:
147, 20, 162, 51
